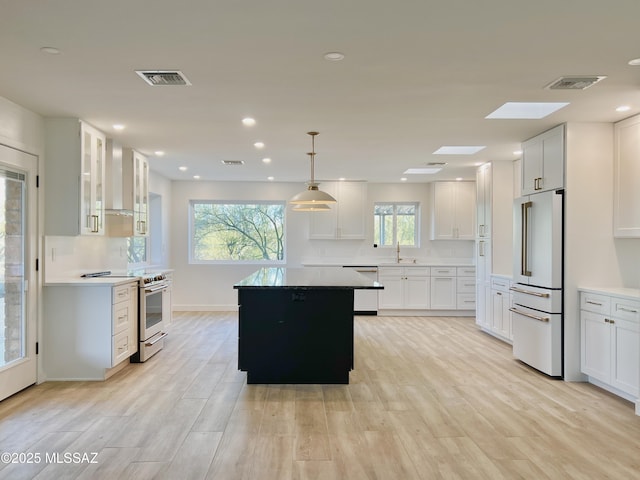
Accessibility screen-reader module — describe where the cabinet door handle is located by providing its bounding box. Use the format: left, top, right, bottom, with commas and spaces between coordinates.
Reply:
92, 215, 99, 233
478, 241, 485, 257
618, 307, 638, 314
586, 300, 603, 306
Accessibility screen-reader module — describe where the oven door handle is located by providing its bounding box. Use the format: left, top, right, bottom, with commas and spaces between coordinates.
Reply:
145, 284, 169, 293
145, 332, 168, 346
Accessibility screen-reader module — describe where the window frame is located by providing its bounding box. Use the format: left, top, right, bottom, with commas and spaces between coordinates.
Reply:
188, 200, 287, 265
373, 202, 420, 248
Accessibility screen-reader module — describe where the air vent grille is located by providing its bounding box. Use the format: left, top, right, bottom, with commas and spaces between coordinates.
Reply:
545, 76, 606, 90
135, 70, 192, 86
221, 160, 245, 166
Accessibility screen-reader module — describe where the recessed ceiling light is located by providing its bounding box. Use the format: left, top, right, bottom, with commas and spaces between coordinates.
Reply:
193, 175, 200, 179
456, 177, 463, 181
400, 177, 408, 182
254, 141, 265, 149
267, 176, 274, 181
628, 58, 640, 66
154, 151, 165, 156
338, 177, 346, 181
40, 46, 60, 55
242, 117, 256, 126
616, 105, 631, 112
113, 124, 125, 130
486, 102, 569, 119
513, 150, 523, 155
179, 166, 188, 171
433, 146, 485, 155
404, 167, 442, 174
324, 52, 345, 61
262, 157, 271, 164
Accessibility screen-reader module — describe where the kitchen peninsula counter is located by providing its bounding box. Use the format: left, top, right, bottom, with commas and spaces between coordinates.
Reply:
234, 267, 383, 384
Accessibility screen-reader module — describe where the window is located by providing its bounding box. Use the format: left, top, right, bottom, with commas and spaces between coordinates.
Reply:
374, 203, 418, 247
190, 201, 285, 263
127, 237, 148, 265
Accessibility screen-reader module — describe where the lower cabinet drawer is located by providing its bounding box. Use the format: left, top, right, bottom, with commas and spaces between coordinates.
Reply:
457, 294, 476, 310
112, 330, 133, 366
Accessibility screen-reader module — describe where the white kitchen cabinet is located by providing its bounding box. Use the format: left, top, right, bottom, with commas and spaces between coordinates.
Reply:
613, 114, 640, 237
43, 280, 139, 380
489, 276, 512, 341
431, 181, 475, 240
430, 267, 457, 310
456, 266, 476, 310
580, 290, 639, 401
308, 181, 367, 239
476, 163, 492, 238
521, 124, 564, 195
124, 148, 150, 236
475, 160, 514, 338
44, 118, 106, 236
378, 266, 430, 310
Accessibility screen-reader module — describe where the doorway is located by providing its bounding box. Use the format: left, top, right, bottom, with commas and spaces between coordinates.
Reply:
0, 144, 38, 401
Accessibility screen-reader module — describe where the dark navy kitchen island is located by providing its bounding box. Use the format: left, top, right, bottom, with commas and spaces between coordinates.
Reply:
234, 267, 383, 384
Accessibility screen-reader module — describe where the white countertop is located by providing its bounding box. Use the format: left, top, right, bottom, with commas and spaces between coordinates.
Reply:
578, 286, 640, 301
45, 276, 140, 287
302, 258, 475, 267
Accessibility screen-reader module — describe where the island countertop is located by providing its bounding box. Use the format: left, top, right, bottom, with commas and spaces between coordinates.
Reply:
234, 267, 384, 289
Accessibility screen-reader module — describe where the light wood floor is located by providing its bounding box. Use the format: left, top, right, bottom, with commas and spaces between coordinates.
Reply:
1, 312, 639, 480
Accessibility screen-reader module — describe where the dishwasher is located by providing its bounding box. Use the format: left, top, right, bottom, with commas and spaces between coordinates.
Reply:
344, 266, 378, 315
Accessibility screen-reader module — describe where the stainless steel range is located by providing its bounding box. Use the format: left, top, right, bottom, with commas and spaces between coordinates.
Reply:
131, 272, 171, 363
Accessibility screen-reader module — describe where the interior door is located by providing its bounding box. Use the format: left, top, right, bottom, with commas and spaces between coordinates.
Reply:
0, 144, 38, 401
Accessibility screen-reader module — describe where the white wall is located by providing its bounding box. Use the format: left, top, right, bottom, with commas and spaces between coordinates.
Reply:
149, 170, 172, 268
564, 122, 622, 381
170, 180, 475, 310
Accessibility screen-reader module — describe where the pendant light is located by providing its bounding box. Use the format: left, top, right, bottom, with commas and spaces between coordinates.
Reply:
289, 131, 337, 207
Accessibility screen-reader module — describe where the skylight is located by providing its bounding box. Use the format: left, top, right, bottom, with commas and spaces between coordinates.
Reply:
433, 146, 485, 155
485, 102, 569, 119
403, 167, 443, 174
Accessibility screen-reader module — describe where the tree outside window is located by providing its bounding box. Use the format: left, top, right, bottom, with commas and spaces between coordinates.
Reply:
190, 201, 285, 262
374, 203, 418, 247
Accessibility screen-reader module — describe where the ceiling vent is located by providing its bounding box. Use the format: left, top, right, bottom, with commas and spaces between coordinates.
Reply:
135, 70, 192, 86
221, 160, 245, 166
545, 76, 606, 90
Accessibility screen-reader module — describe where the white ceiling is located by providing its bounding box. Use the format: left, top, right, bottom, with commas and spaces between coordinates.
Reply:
2, 0, 640, 184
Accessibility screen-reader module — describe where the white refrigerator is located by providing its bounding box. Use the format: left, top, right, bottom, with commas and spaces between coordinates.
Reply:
511, 189, 563, 377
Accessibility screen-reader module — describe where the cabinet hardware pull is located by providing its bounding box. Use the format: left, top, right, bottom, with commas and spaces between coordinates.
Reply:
509, 286, 549, 298
586, 300, 603, 306
610, 319, 615, 325
509, 307, 549, 323
92, 215, 99, 233
496, 292, 502, 296
618, 307, 638, 314
605, 319, 610, 323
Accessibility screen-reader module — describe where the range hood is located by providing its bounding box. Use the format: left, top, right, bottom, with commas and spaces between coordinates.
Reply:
105, 139, 134, 236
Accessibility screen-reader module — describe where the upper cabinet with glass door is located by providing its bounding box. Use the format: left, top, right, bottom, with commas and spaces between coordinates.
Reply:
123, 148, 149, 236
44, 118, 106, 236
